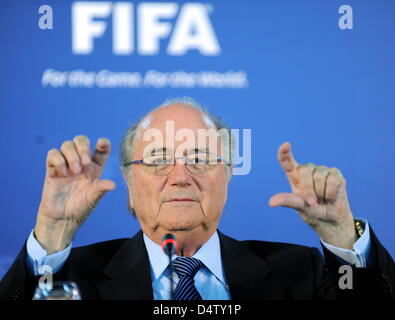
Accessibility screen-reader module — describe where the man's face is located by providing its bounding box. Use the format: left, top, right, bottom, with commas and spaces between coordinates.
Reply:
126, 104, 229, 242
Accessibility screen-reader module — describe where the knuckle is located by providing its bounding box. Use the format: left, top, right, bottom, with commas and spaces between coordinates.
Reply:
47, 149, 62, 165
314, 167, 330, 181
318, 165, 329, 174
326, 175, 337, 184
47, 148, 59, 156
329, 167, 341, 175
327, 175, 344, 189
60, 140, 74, 150
74, 134, 88, 140
69, 155, 80, 164
74, 135, 90, 145
53, 158, 65, 167
297, 165, 311, 175
51, 156, 65, 167
60, 146, 80, 163
76, 143, 90, 154
313, 172, 325, 183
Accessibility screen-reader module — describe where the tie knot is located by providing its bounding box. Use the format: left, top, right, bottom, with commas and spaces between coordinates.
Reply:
172, 257, 203, 278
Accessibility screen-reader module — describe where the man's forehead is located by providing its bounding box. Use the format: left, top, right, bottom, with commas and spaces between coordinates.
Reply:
140, 130, 222, 155
138, 103, 216, 132
130, 103, 223, 157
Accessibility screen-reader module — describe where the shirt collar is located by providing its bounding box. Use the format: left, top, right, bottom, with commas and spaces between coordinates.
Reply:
143, 231, 226, 284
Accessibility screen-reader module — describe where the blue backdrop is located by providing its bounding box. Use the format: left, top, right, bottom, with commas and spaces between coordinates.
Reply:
1, 0, 394, 279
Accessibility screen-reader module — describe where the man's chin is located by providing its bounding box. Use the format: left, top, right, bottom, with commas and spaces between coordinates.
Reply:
160, 216, 201, 233
157, 207, 204, 231
162, 220, 200, 232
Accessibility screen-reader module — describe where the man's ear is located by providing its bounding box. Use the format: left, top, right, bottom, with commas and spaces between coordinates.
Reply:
128, 193, 134, 209
122, 170, 134, 209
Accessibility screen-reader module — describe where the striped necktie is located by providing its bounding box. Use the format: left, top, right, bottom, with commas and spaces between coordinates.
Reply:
172, 257, 203, 300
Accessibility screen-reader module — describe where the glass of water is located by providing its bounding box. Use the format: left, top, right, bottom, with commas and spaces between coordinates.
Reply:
33, 281, 81, 300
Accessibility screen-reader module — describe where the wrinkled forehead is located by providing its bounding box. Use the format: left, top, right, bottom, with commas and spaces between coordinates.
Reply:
140, 104, 215, 131
133, 104, 222, 157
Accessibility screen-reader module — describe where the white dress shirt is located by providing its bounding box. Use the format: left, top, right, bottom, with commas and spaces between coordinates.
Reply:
143, 231, 231, 299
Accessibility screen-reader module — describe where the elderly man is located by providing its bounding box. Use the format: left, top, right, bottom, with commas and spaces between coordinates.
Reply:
0, 98, 393, 300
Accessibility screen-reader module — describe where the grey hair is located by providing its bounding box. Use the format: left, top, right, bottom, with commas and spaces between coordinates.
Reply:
119, 97, 234, 214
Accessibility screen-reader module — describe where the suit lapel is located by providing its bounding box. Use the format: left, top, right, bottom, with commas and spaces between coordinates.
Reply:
95, 230, 272, 300
218, 231, 272, 299
96, 231, 153, 300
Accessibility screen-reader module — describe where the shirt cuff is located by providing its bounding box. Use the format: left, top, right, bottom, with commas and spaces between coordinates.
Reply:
320, 218, 372, 268
26, 229, 72, 276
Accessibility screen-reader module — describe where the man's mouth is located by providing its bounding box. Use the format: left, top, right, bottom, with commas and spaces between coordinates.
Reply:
166, 198, 197, 202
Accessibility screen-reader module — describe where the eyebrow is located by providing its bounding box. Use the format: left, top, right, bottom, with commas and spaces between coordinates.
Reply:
144, 147, 169, 157
188, 148, 213, 155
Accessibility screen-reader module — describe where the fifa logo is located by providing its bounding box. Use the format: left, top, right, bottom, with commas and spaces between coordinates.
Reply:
72, 1, 221, 55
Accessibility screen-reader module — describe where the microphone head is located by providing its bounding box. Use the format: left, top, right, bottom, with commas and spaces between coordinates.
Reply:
161, 233, 177, 256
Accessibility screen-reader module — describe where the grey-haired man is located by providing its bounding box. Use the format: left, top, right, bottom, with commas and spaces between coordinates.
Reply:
0, 98, 393, 300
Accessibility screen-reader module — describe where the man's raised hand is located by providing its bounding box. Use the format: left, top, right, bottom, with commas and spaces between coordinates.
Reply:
269, 142, 357, 250
35, 135, 116, 254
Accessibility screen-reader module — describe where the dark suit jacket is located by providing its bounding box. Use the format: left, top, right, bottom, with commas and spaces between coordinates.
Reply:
0, 229, 394, 300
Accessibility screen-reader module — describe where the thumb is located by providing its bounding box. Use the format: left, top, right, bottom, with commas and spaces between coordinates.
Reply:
269, 193, 305, 211
90, 179, 116, 201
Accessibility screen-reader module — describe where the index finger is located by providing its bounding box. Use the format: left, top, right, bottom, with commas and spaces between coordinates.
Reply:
92, 137, 111, 167
277, 142, 298, 173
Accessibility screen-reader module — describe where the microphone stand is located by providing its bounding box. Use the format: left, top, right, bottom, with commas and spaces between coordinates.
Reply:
168, 251, 175, 300
162, 233, 177, 300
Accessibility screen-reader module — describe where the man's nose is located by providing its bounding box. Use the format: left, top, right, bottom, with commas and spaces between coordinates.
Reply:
167, 162, 192, 186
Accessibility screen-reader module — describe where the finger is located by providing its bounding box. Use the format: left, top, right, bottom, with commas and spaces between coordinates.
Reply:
325, 168, 345, 202
278, 142, 298, 173
60, 141, 82, 175
88, 179, 116, 203
73, 135, 91, 166
269, 193, 305, 212
296, 163, 318, 206
313, 166, 329, 204
46, 148, 67, 177
92, 138, 111, 168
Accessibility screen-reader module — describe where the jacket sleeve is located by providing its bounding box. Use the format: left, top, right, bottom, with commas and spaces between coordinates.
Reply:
314, 227, 394, 300
0, 243, 71, 300
0, 244, 41, 300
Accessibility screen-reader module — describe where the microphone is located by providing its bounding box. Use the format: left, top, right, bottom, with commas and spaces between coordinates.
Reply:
161, 233, 177, 256
161, 233, 177, 300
